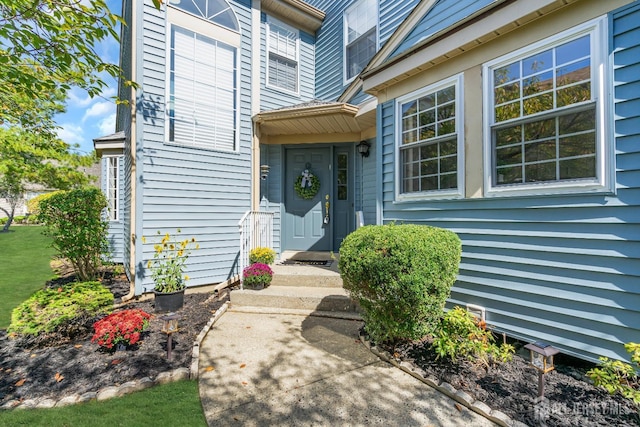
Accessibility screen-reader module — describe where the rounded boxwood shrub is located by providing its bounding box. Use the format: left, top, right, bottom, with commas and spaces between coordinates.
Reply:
339, 223, 462, 344
8, 281, 114, 338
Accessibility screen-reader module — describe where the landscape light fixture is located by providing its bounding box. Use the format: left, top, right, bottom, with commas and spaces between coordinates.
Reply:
524, 342, 560, 398
356, 140, 370, 157
160, 313, 180, 361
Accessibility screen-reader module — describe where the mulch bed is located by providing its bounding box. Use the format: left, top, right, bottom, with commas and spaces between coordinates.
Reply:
380, 335, 639, 426
0, 269, 228, 406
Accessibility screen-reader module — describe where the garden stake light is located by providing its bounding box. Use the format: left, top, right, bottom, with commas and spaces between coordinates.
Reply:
524, 342, 560, 398
160, 313, 179, 361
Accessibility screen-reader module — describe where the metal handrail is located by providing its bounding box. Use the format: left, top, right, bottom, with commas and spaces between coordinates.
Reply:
238, 210, 275, 289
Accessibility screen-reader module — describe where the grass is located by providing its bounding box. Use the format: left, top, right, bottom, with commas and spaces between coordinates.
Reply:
0, 380, 207, 426
0, 226, 55, 329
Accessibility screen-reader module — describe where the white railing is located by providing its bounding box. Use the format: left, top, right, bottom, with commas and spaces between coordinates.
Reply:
238, 210, 275, 289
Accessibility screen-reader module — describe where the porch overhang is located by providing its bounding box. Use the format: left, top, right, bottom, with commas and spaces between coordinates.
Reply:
253, 100, 376, 144
93, 131, 125, 156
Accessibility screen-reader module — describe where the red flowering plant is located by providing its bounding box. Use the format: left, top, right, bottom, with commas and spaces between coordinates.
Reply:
91, 309, 151, 350
242, 263, 273, 288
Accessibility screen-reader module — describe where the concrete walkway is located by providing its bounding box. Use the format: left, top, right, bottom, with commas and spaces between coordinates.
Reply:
198, 310, 496, 426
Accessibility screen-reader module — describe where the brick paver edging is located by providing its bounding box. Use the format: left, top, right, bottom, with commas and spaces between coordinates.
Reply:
1, 301, 230, 410
359, 334, 530, 427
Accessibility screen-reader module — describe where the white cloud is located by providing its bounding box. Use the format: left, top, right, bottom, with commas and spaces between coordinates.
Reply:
57, 123, 85, 147
83, 101, 115, 122
98, 113, 117, 136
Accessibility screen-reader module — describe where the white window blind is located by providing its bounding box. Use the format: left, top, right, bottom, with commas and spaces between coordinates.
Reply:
169, 26, 237, 151
267, 19, 298, 93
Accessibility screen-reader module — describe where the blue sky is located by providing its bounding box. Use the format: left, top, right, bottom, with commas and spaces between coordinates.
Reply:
55, 0, 122, 155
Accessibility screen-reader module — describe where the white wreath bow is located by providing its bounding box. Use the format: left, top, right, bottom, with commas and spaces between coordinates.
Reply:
300, 170, 313, 188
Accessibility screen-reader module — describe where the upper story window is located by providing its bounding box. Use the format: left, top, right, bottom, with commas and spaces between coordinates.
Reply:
105, 156, 120, 221
483, 17, 610, 196
396, 74, 464, 200
344, 0, 377, 82
166, 3, 240, 152
267, 17, 299, 93
169, 0, 238, 31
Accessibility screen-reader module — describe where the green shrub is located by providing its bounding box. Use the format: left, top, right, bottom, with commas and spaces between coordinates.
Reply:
588, 343, 640, 406
13, 215, 25, 224
339, 223, 462, 343
8, 281, 113, 337
432, 306, 514, 366
38, 188, 109, 281
249, 247, 276, 265
26, 191, 64, 221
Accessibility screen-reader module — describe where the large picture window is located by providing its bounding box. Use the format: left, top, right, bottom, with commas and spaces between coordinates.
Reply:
168, 26, 238, 151
344, 0, 377, 82
484, 18, 609, 195
267, 18, 299, 93
396, 75, 464, 199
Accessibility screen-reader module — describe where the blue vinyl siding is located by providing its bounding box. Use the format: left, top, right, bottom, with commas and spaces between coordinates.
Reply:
390, 0, 496, 60
311, 0, 419, 101
260, 144, 283, 256
134, 0, 252, 294
378, 3, 640, 362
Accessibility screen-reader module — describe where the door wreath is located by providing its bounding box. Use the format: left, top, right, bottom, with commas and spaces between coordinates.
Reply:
295, 169, 320, 199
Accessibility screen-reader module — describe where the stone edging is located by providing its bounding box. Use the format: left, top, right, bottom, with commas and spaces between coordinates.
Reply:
1, 300, 230, 410
359, 334, 530, 427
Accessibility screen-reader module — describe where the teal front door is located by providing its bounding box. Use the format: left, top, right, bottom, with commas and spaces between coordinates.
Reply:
283, 146, 354, 251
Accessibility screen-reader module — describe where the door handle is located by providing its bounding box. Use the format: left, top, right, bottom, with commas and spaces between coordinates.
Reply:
324, 194, 330, 224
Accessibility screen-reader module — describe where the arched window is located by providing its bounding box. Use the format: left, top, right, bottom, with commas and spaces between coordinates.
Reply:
169, 0, 239, 31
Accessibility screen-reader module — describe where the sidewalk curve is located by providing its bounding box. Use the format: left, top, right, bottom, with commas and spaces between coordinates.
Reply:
198, 310, 496, 426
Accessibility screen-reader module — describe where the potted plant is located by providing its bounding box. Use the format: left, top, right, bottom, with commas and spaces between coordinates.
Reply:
143, 229, 198, 312
242, 263, 273, 290
249, 247, 276, 265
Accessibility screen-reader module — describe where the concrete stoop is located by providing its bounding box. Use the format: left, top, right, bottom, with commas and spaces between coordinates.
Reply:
230, 251, 360, 317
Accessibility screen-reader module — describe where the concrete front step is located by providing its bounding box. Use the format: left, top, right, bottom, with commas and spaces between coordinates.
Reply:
230, 286, 358, 313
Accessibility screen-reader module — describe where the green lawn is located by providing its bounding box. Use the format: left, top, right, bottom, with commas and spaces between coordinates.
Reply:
0, 380, 207, 426
0, 226, 56, 329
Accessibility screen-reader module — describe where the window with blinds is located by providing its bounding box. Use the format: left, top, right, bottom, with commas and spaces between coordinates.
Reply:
267, 18, 299, 93
168, 26, 238, 151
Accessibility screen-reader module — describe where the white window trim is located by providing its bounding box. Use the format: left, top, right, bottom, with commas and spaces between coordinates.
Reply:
266, 16, 300, 95
164, 12, 241, 153
343, 0, 379, 85
395, 73, 465, 202
482, 16, 613, 198
105, 156, 120, 222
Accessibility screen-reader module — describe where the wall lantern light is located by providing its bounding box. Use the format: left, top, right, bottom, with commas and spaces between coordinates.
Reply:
160, 313, 180, 361
356, 140, 370, 157
524, 341, 560, 397
260, 164, 271, 180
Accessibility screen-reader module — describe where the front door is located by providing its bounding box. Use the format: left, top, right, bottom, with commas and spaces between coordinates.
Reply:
283, 146, 354, 251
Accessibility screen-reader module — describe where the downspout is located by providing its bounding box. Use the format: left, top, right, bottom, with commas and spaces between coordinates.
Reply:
251, 0, 261, 211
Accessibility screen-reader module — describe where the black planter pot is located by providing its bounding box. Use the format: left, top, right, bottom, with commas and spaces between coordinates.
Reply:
154, 288, 185, 313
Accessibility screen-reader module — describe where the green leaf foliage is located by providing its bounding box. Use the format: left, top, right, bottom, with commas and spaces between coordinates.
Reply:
8, 281, 113, 337
0, 127, 94, 231
338, 223, 462, 343
432, 306, 514, 366
588, 343, 640, 406
0, 0, 130, 132
38, 188, 110, 281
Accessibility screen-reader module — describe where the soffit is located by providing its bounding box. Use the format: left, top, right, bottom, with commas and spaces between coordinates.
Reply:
254, 102, 362, 138
262, 0, 325, 34
362, 0, 578, 94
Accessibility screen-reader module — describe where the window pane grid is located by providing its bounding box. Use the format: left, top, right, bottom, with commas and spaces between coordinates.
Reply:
345, 0, 377, 80
107, 157, 119, 221
493, 35, 591, 124
493, 108, 596, 185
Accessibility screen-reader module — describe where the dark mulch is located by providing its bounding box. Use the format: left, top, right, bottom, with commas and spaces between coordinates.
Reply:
381, 335, 639, 426
0, 270, 228, 406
